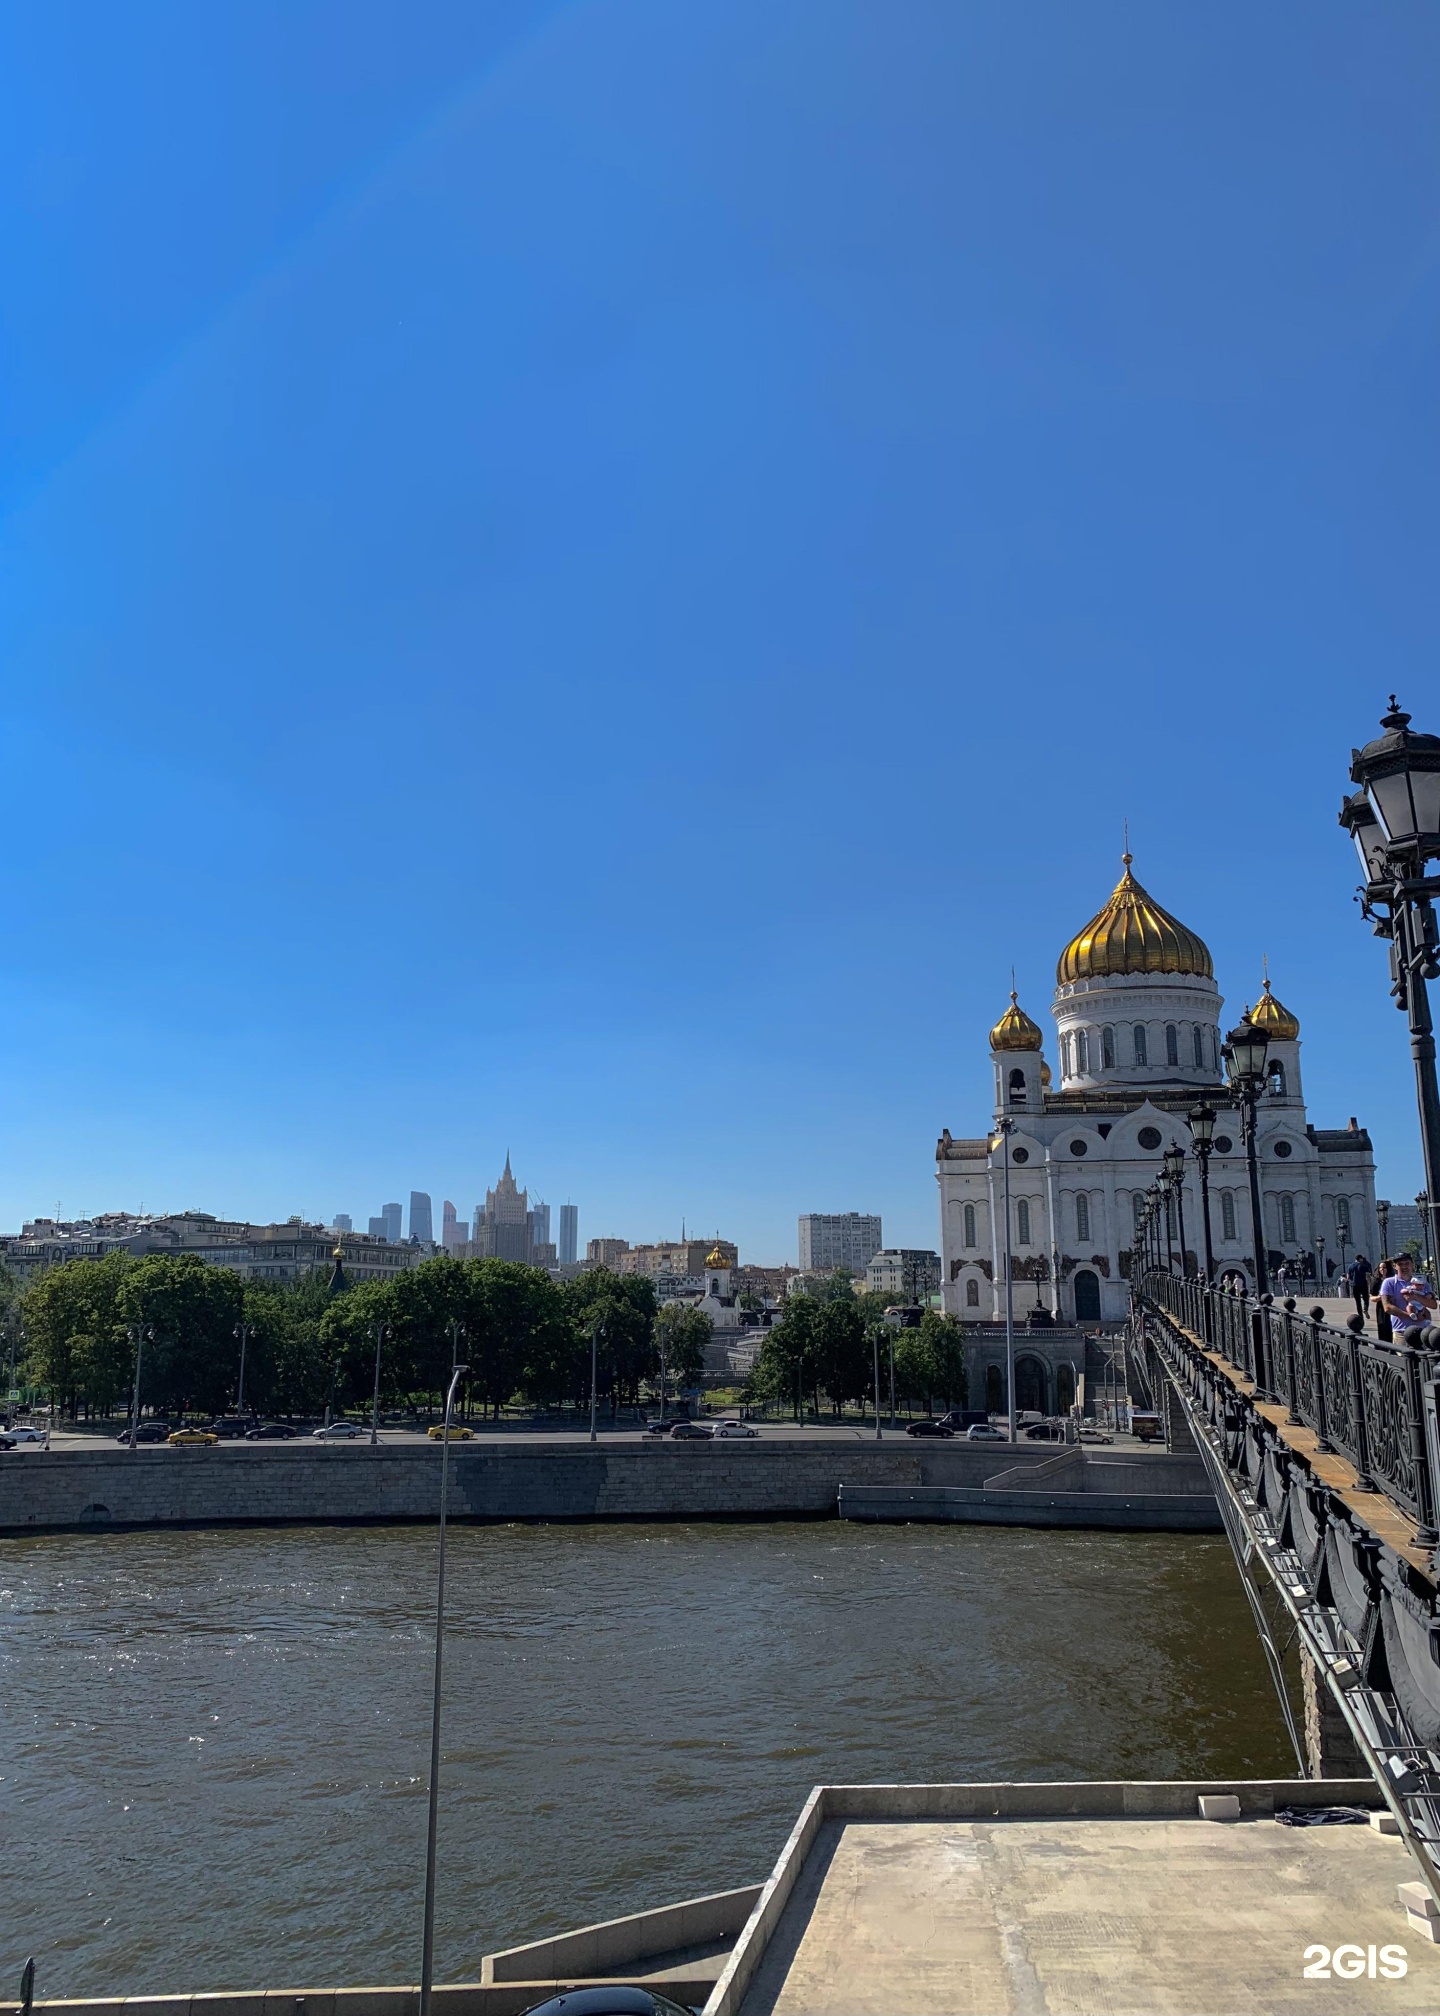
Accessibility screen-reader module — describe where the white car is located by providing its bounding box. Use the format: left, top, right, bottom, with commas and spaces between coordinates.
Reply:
711, 1420, 759, 1439
5, 1425, 47, 1444
312, 1420, 362, 1439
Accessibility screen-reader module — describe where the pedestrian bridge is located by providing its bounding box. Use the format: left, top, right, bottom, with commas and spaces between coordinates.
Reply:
1135, 1271, 1440, 1919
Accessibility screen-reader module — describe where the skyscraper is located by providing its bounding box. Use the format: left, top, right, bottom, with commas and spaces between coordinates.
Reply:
527, 1200, 550, 1251
382, 1201, 402, 1244
558, 1203, 578, 1266
409, 1191, 433, 1244
473, 1154, 530, 1262
441, 1200, 466, 1255
332, 1213, 353, 1233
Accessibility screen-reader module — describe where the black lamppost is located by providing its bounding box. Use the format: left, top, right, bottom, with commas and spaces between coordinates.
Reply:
233, 1321, 254, 1415
1155, 1175, 1174, 1274
1223, 1011, 1271, 1297
1340, 698, 1440, 1281
1377, 1197, 1391, 1260
1189, 1103, 1216, 1281
1164, 1142, 1189, 1277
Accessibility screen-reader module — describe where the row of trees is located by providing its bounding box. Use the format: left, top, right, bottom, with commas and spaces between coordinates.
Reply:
18, 1253, 713, 1422
745, 1295, 969, 1417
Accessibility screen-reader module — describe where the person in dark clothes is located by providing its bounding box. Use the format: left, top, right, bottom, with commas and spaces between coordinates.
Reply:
1374, 1259, 1393, 1342
1351, 1255, 1372, 1323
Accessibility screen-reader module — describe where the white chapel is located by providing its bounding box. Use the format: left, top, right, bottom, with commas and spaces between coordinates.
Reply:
937, 855, 1379, 1325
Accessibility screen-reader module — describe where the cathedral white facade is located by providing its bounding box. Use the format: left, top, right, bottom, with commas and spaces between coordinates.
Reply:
937, 856, 1379, 1326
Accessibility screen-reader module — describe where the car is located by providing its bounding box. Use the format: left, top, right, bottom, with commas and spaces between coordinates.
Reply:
905, 1420, 954, 1438
245, 1422, 297, 1440
1023, 1422, 1068, 1442
966, 1424, 1009, 1441
640, 1418, 670, 1436
711, 1420, 759, 1438
939, 1409, 990, 1431
519, 1987, 695, 2016
426, 1423, 473, 1441
667, 1420, 712, 1439
0, 1433, 14, 1450
314, 1420, 364, 1439
167, 1428, 219, 1446
206, 1417, 256, 1440
6, 1425, 47, 1444
1076, 1427, 1114, 1445
115, 1422, 169, 1444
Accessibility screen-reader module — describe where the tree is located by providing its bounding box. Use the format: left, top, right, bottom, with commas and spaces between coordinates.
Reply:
119, 1253, 245, 1416
654, 1302, 712, 1391
745, 1294, 820, 1418
22, 1251, 133, 1417
564, 1268, 659, 1409
893, 1310, 968, 1414
318, 1277, 403, 1414
465, 1260, 568, 1417
814, 1297, 869, 1413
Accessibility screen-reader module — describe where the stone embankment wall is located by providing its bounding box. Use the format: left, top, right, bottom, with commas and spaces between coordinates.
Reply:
0, 1440, 1214, 1536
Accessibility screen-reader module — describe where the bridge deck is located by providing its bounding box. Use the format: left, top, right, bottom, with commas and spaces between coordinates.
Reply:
1168, 1317, 1433, 1575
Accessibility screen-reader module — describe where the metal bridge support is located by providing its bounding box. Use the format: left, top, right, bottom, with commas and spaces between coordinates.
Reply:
1301, 1648, 1366, 1778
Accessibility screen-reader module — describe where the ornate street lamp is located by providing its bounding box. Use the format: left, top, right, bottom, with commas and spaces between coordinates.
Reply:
1163, 1141, 1189, 1277
1377, 1197, 1391, 1259
1189, 1103, 1217, 1281
1223, 1011, 1271, 1296
1341, 699, 1440, 1279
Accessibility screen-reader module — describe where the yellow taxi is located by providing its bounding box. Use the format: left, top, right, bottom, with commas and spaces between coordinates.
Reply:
167, 1427, 219, 1446
427, 1423, 474, 1441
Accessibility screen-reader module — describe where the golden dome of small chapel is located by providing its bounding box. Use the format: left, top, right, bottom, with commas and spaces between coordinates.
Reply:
989, 992, 1043, 1052
1251, 975, 1300, 1041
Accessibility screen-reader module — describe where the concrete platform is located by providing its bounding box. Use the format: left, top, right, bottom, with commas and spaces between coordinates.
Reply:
706, 1781, 1440, 2016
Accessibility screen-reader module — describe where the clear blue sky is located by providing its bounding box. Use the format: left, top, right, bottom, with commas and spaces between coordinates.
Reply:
2, 3, 1438, 1263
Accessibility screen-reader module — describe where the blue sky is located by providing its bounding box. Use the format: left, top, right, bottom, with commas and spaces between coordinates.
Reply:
2, 3, 1439, 1263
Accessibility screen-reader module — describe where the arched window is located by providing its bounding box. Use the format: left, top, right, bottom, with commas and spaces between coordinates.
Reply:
1165, 1023, 1179, 1066
1076, 1029, 1090, 1073
1268, 1060, 1286, 1097
1221, 1191, 1237, 1241
1101, 1026, 1115, 1069
965, 1277, 979, 1307
1076, 1192, 1091, 1242
1133, 1025, 1148, 1067
1280, 1195, 1296, 1242
963, 1203, 977, 1248
1192, 1026, 1204, 1069
1017, 1198, 1031, 1245
1008, 1066, 1027, 1103
1060, 1034, 1071, 1076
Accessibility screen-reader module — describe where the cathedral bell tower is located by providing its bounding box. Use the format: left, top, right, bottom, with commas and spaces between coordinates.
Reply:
990, 992, 1045, 1116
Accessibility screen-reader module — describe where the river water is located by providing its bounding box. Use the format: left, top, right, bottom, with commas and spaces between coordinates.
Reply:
2, 1521, 1293, 1999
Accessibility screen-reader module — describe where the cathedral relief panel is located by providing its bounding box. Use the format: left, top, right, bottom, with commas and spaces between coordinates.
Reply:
1060, 1254, 1111, 1280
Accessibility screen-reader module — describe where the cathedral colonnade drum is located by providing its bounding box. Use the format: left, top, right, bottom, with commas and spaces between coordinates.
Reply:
937, 856, 1379, 1328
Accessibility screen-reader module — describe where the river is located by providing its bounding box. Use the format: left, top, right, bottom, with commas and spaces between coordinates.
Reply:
1, 1521, 1293, 1999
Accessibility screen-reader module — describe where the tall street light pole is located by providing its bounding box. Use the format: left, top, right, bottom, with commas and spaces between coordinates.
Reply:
419, 1361, 469, 2016
370, 1322, 391, 1447
233, 1321, 254, 1415
995, 1116, 1016, 1444
127, 1324, 152, 1450
1223, 1012, 1271, 1297
589, 1319, 603, 1444
872, 1326, 882, 1441
1164, 1143, 1189, 1278
1341, 699, 1440, 1280
1189, 1104, 1216, 1282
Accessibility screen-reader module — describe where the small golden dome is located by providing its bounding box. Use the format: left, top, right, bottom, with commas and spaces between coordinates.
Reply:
1251, 976, 1299, 1041
705, 1244, 728, 1268
1040, 1059, 1052, 1088
1057, 855, 1212, 984
990, 991, 1043, 1052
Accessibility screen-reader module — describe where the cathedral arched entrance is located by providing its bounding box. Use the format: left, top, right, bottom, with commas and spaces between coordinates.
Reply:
1056, 1362, 1075, 1413
1073, 1269, 1101, 1322
1015, 1356, 1047, 1414
985, 1364, 1004, 1414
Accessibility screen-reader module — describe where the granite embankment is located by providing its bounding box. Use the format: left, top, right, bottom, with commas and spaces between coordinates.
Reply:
0, 1439, 1216, 1534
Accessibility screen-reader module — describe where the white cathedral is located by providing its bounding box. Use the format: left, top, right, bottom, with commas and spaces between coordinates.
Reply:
937, 855, 1379, 1327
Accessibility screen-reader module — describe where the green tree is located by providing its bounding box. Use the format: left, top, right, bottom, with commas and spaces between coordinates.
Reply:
564, 1268, 659, 1410
21, 1250, 133, 1418
745, 1294, 820, 1418
318, 1276, 403, 1415
465, 1259, 569, 1417
654, 1302, 712, 1391
119, 1253, 245, 1416
814, 1297, 869, 1413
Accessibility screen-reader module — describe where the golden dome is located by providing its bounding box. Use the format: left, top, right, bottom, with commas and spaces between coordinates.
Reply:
705, 1245, 728, 1268
989, 991, 1043, 1052
1057, 855, 1212, 984
1251, 976, 1299, 1041
1040, 1059, 1052, 1088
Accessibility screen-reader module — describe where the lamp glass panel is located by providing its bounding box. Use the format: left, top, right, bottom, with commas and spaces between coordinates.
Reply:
1367, 768, 1422, 847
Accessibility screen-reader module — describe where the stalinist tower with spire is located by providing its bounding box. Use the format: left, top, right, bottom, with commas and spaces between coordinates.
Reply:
936, 854, 1377, 1352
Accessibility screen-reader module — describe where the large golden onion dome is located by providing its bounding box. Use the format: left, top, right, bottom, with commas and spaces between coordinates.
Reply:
1251, 976, 1300, 1041
705, 1244, 728, 1269
1057, 855, 1213, 985
989, 991, 1043, 1051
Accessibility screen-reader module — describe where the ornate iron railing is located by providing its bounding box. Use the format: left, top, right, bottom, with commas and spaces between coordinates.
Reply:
1140, 1270, 1440, 1540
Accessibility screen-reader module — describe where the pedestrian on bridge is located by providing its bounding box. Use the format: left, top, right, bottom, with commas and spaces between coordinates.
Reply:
1378, 1254, 1435, 1346
1351, 1256, 1372, 1324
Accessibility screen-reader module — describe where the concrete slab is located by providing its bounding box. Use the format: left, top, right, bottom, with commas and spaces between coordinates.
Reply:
728, 1812, 1436, 2015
